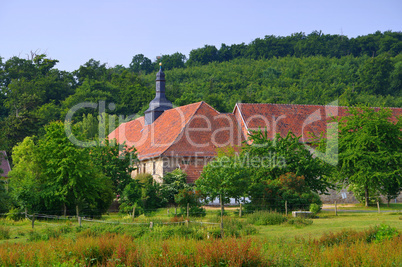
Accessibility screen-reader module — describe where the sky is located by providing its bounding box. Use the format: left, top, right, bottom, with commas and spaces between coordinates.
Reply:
0, 0, 401, 72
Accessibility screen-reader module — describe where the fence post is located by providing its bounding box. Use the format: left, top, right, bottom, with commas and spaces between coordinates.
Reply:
167, 209, 169, 216
335, 201, 337, 216
132, 206, 136, 220
239, 203, 242, 218
25, 207, 28, 219
78, 216, 82, 227
187, 203, 189, 219
150, 221, 153, 230
32, 214, 35, 229
377, 200, 380, 213
285, 201, 288, 216
175, 207, 177, 216
220, 194, 224, 238
185, 219, 189, 228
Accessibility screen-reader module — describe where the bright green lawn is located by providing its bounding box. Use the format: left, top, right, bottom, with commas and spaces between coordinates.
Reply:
1, 206, 401, 245
257, 211, 402, 242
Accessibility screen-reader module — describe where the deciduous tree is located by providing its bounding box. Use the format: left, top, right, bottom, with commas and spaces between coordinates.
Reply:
336, 106, 401, 206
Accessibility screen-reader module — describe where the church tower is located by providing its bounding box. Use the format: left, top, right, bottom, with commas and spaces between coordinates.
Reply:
144, 65, 173, 125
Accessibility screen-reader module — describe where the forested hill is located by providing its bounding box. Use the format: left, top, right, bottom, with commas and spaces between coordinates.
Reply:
132, 30, 402, 73
142, 55, 402, 113
0, 30, 401, 156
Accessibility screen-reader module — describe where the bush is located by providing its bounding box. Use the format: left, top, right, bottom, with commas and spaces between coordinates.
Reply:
59, 222, 73, 234
6, 207, 24, 221
247, 173, 323, 213
43, 227, 61, 240
119, 202, 144, 217
225, 217, 258, 237
374, 224, 399, 243
175, 189, 206, 217
209, 217, 258, 238
28, 230, 43, 242
309, 203, 321, 215
149, 224, 207, 240
311, 225, 399, 247
246, 211, 286, 225
286, 217, 313, 227
0, 226, 10, 240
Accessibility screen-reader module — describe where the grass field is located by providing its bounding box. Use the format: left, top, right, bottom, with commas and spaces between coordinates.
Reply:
0, 205, 401, 266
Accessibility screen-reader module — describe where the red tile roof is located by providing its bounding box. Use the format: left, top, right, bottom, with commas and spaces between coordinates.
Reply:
234, 103, 402, 143
0, 151, 11, 178
109, 101, 245, 160
109, 101, 401, 182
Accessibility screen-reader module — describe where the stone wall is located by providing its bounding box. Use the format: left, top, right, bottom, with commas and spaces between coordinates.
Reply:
320, 188, 402, 204
320, 188, 358, 204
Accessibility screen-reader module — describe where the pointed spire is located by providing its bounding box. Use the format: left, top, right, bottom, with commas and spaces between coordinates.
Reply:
144, 65, 173, 125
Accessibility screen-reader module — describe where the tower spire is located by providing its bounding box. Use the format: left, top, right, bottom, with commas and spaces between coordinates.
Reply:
144, 64, 173, 125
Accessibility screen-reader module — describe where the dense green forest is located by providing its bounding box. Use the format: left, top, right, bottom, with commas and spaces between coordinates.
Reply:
0, 30, 401, 158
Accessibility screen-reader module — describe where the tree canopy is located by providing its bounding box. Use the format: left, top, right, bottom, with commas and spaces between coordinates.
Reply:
335, 106, 402, 206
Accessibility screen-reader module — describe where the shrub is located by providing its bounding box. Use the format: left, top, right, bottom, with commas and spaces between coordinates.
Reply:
309, 203, 321, 215
247, 173, 323, 212
374, 224, 399, 243
28, 230, 43, 242
59, 223, 73, 234
175, 189, 206, 217
209, 216, 258, 238
6, 207, 24, 221
119, 202, 144, 216
286, 217, 313, 227
149, 224, 212, 240
0, 226, 10, 240
310, 225, 399, 247
247, 211, 286, 225
43, 227, 61, 240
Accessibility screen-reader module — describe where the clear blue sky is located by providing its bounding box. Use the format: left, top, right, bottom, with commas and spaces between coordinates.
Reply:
1, 0, 401, 72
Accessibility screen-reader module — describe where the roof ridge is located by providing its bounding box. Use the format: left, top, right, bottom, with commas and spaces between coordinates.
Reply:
233, 103, 249, 135
158, 101, 204, 157
198, 101, 221, 114
237, 102, 402, 110
238, 102, 348, 108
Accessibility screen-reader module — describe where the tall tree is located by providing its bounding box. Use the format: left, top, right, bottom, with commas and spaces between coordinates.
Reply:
90, 138, 136, 195
196, 147, 248, 212
129, 54, 153, 74
243, 131, 333, 194
8, 137, 42, 212
187, 45, 219, 66
158, 52, 186, 70
39, 121, 114, 216
336, 106, 401, 206
160, 169, 190, 205
357, 55, 393, 95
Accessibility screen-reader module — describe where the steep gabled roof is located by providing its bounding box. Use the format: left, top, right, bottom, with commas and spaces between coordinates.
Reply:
234, 103, 402, 143
109, 101, 245, 160
0, 151, 11, 178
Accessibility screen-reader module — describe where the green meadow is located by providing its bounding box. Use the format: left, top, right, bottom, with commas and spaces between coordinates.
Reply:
0, 205, 401, 266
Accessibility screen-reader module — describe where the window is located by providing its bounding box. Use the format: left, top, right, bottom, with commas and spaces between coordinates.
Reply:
143, 163, 146, 174
153, 161, 156, 174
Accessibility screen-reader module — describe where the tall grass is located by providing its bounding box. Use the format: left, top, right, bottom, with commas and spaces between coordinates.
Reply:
0, 234, 269, 266
0, 226, 10, 240
246, 211, 287, 225
0, 227, 400, 266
